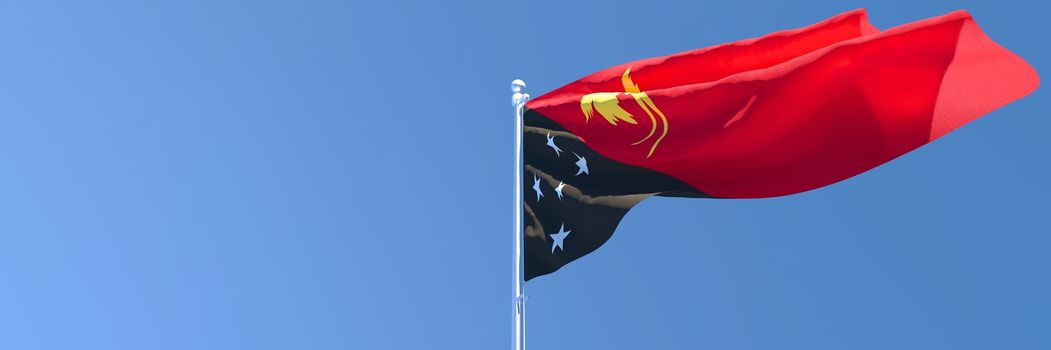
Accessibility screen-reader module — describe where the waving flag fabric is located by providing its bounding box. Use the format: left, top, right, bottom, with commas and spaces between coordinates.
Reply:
522, 9, 1038, 280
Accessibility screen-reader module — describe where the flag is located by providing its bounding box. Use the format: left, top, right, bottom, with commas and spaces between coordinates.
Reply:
522, 9, 1038, 281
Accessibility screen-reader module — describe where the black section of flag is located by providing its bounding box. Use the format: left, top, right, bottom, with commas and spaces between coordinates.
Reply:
523, 108, 708, 281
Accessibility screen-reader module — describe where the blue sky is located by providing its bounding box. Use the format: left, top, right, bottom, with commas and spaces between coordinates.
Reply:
0, 0, 1047, 349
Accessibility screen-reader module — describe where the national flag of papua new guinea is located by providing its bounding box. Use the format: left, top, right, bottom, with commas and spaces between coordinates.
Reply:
522, 9, 1038, 280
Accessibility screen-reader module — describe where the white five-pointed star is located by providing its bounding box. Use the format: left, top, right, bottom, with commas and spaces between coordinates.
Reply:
554, 181, 565, 200
549, 223, 571, 253
573, 152, 589, 176
545, 132, 562, 157
532, 175, 543, 201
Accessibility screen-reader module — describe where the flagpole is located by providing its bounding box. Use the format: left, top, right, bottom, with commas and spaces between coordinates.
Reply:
511, 79, 529, 350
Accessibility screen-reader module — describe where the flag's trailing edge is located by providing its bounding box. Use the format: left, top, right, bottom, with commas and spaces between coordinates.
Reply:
522, 9, 1038, 281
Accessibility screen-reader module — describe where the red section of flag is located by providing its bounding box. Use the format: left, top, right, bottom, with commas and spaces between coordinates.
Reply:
526, 9, 1038, 198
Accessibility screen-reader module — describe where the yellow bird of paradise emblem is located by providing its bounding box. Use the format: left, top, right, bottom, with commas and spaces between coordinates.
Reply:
579, 67, 669, 158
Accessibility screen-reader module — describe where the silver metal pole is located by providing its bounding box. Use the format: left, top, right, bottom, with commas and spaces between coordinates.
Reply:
511, 79, 529, 350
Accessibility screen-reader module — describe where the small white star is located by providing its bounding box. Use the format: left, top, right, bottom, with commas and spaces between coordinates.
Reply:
531, 175, 543, 202
549, 223, 571, 254
573, 152, 589, 176
546, 132, 562, 157
554, 181, 565, 200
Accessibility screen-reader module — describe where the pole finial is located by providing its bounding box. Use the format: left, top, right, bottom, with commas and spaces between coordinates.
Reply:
512, 79, 530, 110
511, 79, 526, 93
